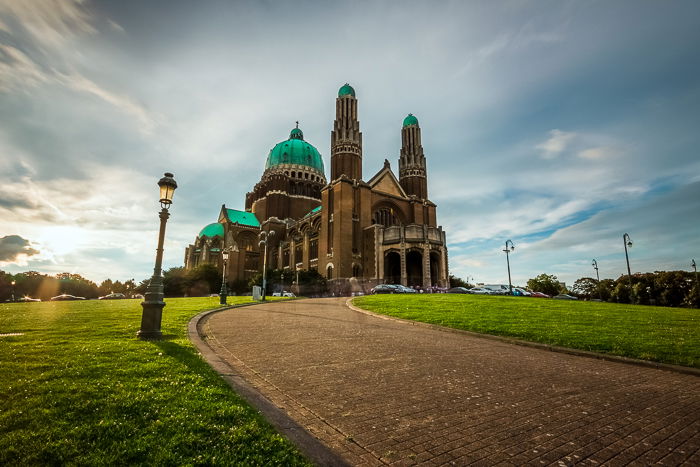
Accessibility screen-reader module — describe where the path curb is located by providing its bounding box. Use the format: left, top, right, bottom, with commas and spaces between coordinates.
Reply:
188, 300, 348, 467
346, 298, 700, 377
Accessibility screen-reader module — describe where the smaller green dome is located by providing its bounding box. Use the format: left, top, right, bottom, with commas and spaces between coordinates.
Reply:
290, 127, 303, 140
403, 113, 419, 127
198, 223, 224, 238
338, 83, 355, 97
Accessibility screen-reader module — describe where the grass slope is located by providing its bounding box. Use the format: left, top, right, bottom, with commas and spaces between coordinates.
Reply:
353, 294, 700, 368
0, 297, 309, 466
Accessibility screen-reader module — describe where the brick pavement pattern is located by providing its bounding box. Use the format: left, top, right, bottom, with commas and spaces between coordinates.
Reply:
201, 298, 700, 466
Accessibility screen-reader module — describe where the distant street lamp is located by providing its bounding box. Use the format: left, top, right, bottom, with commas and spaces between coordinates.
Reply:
219, 244, 239, 305
11, 280, 16, 302
592, 259, 601, 300
623, 233, 633, 289
259, 230, 275, 301
692, 259, 698, 287
138, 172, 177, 339
503, 240, 515, 295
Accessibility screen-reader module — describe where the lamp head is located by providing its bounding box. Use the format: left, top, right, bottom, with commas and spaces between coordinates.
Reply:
627, 240, 633, 248
158, 172, 178, 209
222, 250, 229, 261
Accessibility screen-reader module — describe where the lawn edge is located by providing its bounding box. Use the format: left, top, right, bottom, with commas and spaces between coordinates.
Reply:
347, 298, 700, 377
188, 299, 348, 467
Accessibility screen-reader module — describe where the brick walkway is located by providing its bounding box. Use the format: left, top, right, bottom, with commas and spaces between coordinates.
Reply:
201, 298, 700, 466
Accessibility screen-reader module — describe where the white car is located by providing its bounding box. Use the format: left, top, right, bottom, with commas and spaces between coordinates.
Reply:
273, 291, 296, 297
468, 287, 493, 295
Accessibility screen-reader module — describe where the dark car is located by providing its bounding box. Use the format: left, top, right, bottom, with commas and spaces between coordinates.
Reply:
50, 294, 86, 301
371, 284, 400, 294
553, 294, 578, 300
447, 287, 470, 294
530, 292, 551, 298
98, 293, 126, 300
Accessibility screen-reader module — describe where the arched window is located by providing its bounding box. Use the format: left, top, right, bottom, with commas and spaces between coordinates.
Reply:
326, 265, 333, 279
373, 207, 399, 227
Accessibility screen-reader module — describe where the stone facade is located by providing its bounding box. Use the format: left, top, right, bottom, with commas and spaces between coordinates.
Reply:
184, 84, 449, 293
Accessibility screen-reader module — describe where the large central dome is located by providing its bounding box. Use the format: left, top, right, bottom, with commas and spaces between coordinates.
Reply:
265, 126, 325, 174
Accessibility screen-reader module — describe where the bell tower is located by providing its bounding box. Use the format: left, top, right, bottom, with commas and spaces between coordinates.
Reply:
398, 114, 428, 199
330, 83, 363, 181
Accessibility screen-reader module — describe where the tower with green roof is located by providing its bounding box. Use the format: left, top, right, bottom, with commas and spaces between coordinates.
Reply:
330, 83, 363, 181
398, 113, 428, 199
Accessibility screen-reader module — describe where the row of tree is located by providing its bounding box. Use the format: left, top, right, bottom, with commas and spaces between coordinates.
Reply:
527, 271, 699, 307
0, 270, 138, 302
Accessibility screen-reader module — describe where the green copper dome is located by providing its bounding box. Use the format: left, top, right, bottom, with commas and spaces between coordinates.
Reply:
198, 222, 224, 238
338, 83, 355, 97
265, 127, 325, 173
403, 113, 419, 127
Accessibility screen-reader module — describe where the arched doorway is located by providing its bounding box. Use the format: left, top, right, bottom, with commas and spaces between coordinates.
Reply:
406, 250, 423, 287
384, 251, 401, 284
430, 251, 440, 286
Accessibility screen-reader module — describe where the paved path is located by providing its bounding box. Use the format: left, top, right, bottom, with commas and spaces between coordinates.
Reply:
200, 298, 700, 466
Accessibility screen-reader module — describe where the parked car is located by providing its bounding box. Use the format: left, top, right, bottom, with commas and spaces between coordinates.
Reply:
468, 287, 494, 295
370, 284, 399, 294
553, 294, 578, 300
529, 292, 551, 298
512, 288, 531, 296
447, 287, 470, 294
273, 291, 296, 297
16, 296, 41, 302
482, 284, 510, 295
98, 293, 126, 300
50, 294, 86, 301
395, 285, 417, 293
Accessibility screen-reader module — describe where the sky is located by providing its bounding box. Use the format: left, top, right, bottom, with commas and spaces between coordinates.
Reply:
1, 0, 699, 287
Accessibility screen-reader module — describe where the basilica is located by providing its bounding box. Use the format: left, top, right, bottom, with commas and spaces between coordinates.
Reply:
184, 84, 449, 293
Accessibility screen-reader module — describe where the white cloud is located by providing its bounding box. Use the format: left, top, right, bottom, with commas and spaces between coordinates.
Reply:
0, 0, 95, 50
536, 129, 576, 159
578, 146, 616, 160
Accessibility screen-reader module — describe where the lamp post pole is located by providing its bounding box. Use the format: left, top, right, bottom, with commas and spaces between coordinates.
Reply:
592, 259, 601, 300
138, 172, 177, 339
11, 280, 16, 302
219, 249, 229, 305
692, 259, 698, 287
623, 233, 633, 289
259, 230, 275, 301
503, 240, 515, 295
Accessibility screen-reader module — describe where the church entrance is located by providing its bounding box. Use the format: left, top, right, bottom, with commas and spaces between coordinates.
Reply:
384, 251, 401, 284
406, 250, 423, 287
430, 251, 440, 286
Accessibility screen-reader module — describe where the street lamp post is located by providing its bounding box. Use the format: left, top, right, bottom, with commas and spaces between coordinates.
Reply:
623, 233, 633, 289
219, 244, 239, 305
692, 259, 698, 286
138, 172, 177, 339
219, 249, 229, 305
592, 259, 601, 300
11, 280, 16, 302
259, 230, 275, 301
503, 240, 515, 295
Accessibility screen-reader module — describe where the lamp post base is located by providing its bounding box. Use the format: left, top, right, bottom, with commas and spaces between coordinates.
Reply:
138, 300, 165, 339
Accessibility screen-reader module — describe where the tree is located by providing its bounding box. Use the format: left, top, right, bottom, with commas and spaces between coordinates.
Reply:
185, 264, 220, 296
526, 274, 563, 296
449, 275, 472, 288
163, 267, 189, 297
571, 277, 598, 299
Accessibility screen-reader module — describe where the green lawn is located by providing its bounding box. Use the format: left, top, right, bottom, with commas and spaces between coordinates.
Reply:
0, 297, 310, 466
353, 294, 700, 368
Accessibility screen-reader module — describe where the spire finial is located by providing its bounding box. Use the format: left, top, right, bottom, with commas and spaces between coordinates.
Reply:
295, 120, 299, 129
